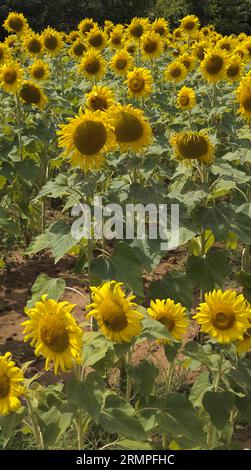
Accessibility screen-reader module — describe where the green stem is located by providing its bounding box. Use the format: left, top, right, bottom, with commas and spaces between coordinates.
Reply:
26, 396, 44, 449
75, 364, 84, 450
162, 360, 175, 449
15, 93, 23, 160
207, 350, 224, 449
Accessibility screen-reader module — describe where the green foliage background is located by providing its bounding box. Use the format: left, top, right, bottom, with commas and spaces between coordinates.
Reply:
0, 0, 250, 40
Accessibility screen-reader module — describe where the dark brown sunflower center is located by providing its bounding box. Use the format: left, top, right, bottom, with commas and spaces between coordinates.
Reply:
184, 21, 195, 31
28, 38, 42, 53
0, 48, 3, 59
115, 111, 144, 143
143, 39, 157, 54
171, 67, 181, 77
84, 58, 100, 74
127, 45, 136, 54
82, 23, 94, 34
129, 77, 145, 93
100, 299, 128, 332
196, 47, 205, 60
44, 35, 58, 51
243, 326, 251, 339
90, 96, 107, 111
155, 26, 165, 36
178, 135, 208, 160
159, 316, 174, 331
212, 311, 235, 330
182, 59, 191, 69
111, 35, 122, 45
180, 95, 190, 106
116, 59, 127, 69
73, 42, 85, 56
89, 34, 103, 47
227, 64, 240, 77
221, 43, 231, 51
40, 324, 69, 352
8, 17, 24, 32
73, 120, 107, 155
33, 66, 45, 79
242, 96, 251, 112
130, 24, 144, 38
0, 373, 10, 398
4, 70, 17, 84
205, 55, 224, 75
20, 84, 41, 104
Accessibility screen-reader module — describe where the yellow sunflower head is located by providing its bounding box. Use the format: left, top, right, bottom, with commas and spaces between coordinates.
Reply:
226, 55, 244, 83
236, 74, 251, 121
23, 32, 43, 56
180, 15, 200, 36
57, 109, 115, 172
0, 42, 10, 65
125, 66, 153, 98
69, 39, 86, 59
141, 31, 163, 60
177, 86, 196, 111
193, 289, 250, 344
67, 30, 79, 43
125, 40, 138, 56
109, 25, 124, 50
244, 39, 251, 61
164, 60, 187, 83
110, 49, 134, 76
109, 103, 152, 153
85, 85, 115, 112
236, 309, 251, 355
152, 18, 169, 37
148, 298, 188, 342
19, 81, 47, 109
4, 34, 17, 49
180, 53, 196, 72
29, 59, 49, 81
78, 50, 106, 81
172, 27, 183, 40
218, 36, 235, 53
86, 27, 107, 50
200, 26, 211, 38
170, 131, 214, 165
200, 48, 229, 83
22, 295, 83, 374
86, 281, 142, 343
0, 61, 23, 93
0, 352, 24, 416
78, 18, 97, 36
104, 20, 114, 37
128, 17, 149, 40
42, 27, 63, 56
3, 12, 28, 36
193, 40, 208, 61
234, 45, 248, 62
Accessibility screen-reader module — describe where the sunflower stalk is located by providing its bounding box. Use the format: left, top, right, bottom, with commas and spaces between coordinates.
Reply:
15, 93, 23, 160
162, 359, 176, 449
207, 349, 224, 449
26, 395, 44, 449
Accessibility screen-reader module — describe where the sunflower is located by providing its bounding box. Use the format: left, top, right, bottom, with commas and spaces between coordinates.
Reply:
4, 35, 17, 49
170, 131, 214, 165
109, 103, 152, 153
177, 86, 196, 110
125, 67, 153, 99
180, 15, 200, 36
0, 61, 23, 93
244, 39, 251, 61
200, 26, 211, 38
200, 48, 229, 83
128, 17, 149, 40
110, 49, 134, 76
109, 25, 124, 50
85, 85, 115, 112
152, 18, 169, 38
173, 28, 183, 40
23, 32, 43, 56
0, 352, 24, 416
124, 41, 137, 56
19, 81, 47, 109
86, 27, 107, 50
171, 45, 184, 58
86, 281, 142, 343
236, 74, 251, 120
193, 289, 250, 344
78, 50, 106, 81
67, 30, 79, 43
29, 60, 49, 81
69, 39, 86, 59
164, 60, 187, 83
0, 42, 9, 64
226, 55, 244, 83
148, 298, 188, 341
78, 18, 97, 36
218, 36, 235, 53
57, 109, 115, 172
104, 20, 114, 37
179, 54, 195, 73
193, 40, 208, 61
3, 12, 28, 36
236, 310, 251, 355
141, 31, 163, 60
42, 27, 63, 56
22, 295, 83, 374
234, 45, 248, 61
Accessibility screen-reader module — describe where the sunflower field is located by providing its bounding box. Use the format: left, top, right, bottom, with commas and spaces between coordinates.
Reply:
0, 11, 251, 452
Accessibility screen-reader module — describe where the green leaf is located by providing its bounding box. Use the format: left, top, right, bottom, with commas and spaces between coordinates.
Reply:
26, 274, 66, 308
66, 372, 105, 421
126, 360, 159, 402
115, 439, 155, 450
100, 391, 146, 440
0, 407, 26, 447
15, 158, 40, 185
183, 341, 212, 369
228, 358, 251, 391
186, 250, 229, 292
141, 315, 176, 342
202, 391, 235, 430
39, 406, 73, 447
149, 270, 193, 309
189, 372, 213, 407
195, 204, 232, 240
